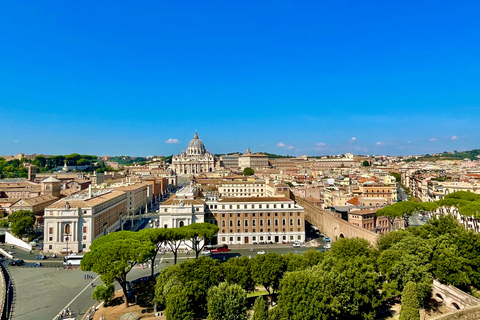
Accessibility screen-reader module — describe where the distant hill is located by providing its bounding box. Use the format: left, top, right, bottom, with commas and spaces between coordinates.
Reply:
214, 152, 294, 159
407, 149, 480, 162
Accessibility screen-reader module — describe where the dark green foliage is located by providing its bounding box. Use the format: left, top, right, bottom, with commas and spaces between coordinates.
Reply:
182, 222, 219, 258
252, 296, 268, 320
8, 210, 35, 237
92, 284, 115, 306
243, 167, 254, 176
222, 256, 255, 292
399, 282, 420, 320
251, 253, 286, 295
154, 265, 181, 310
207, 282, 247, 320
165, 286, 194, 320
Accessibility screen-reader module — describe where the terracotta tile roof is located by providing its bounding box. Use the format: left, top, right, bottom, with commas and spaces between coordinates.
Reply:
47, 190, 126, 209
13, 195, 58, 206
347, 196, 360, 206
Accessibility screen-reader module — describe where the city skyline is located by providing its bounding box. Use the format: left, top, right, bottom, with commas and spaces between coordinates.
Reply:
1, 1, 479, 156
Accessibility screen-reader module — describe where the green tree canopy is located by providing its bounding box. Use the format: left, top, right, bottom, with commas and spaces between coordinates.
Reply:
183, 222, 219, 258
222, 256, 255, 292
81, 234, 152, 307
8, 210, 35, 237
139, 228, 166, 276
252, 296, 268, 320
243, 167, 254, 176
163, 227, 188, 264
207, 282, 248, 320
92, 284, 115, 306
251, 253, 286, 295
165, 286, 194, 320
399, 282, 420, 320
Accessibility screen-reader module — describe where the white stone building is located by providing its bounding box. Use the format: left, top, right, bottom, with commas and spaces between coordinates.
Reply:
172, 132, 215, 175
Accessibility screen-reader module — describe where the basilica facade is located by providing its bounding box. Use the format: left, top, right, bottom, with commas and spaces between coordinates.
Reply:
172, 132, 215, 175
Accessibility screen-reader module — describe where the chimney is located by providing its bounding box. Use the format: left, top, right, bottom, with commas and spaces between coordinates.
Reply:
89, 185, 92, 199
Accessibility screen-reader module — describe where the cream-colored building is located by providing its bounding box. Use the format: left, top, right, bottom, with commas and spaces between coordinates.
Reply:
218, 181, 266, 197
207, 196, 305, 245
239, 149, 269, 170
172, 132, 215, 175
43, 189, 127, 253
115, 182, 152, 216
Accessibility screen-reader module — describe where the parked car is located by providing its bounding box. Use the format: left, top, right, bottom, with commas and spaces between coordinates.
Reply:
7, 251, 14, 255
49, 254, 57, 258
257, 250, 266, 255
293, 242, 301, 248
325, 237, 331, 242
9, 259, 24, 266
324, 243, 331, 249
34, 262, 43, 267
35, 255, 47, 260
200, 250, 211, 255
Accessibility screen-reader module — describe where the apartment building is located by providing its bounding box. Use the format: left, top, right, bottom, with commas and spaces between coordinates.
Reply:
207, 196, 305, 245
239, 149, 269, 170
218, 181, 266, 198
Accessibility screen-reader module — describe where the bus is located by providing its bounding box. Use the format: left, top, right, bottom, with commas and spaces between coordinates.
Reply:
63, 254, 84, 266
207, 244, 229, 253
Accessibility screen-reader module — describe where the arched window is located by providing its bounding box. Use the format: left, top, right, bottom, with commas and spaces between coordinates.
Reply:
65, 224, 71, 234
179, 221, 185, 227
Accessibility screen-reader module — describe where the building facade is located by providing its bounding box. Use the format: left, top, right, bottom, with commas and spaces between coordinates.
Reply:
43, 189, 127, 253
239, 149, 269, 170
172, 132, 215, 175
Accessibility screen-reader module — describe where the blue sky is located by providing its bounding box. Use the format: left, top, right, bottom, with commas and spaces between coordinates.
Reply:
1, 1, 479, 157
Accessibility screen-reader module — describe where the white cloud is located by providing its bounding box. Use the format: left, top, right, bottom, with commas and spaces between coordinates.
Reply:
351, 137, 356, 141
165, 138, 179, 144
314, 142, 327, 151
276, 142, 286, 147
451, 135, 458, 140
429, 138, 437, 141
376, 141, 382, 145
286, 146, 294, 150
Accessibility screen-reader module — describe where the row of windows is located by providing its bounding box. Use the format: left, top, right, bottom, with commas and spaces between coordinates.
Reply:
221, 218, 301, 227
223, 188, 264, 193
216, 203, 294, 210
220, 212, 300, 218
221, 235, 302, 242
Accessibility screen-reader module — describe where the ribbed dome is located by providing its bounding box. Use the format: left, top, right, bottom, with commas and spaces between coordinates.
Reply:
187, 132, 206, 156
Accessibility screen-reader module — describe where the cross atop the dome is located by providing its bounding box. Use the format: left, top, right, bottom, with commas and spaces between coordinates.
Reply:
194, 131, 198, 139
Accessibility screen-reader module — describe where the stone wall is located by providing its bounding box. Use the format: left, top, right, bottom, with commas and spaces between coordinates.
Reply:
429, 305, 480, 320
295, 197, 379, 245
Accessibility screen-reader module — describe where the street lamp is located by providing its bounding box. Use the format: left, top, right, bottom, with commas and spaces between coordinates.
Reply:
65, 234, 70, 257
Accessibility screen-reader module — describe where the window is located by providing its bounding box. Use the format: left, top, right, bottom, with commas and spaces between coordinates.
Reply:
64, 224, 71, 234
282, 219, 286, 226
245, 220, 248, 227
237, 237, 241, 241
290, 219, 293, 226
267, 219, 271, 226
297, 219, 301, 226
222, 237, 226, 242
83, 226, 87, 233
260, 220, 264, 226
267, 213, 271, 217
49, 245, 52, 249
83, 236, 87, 240
275, 219, 278, 226
222, 220, 226, 227
237, 213, 241, 217
237, 220, 241, 227
49, 228, 53, 234
49, 237, 53, 241
229, 220, 233, 227
230, 237, 234, 242
252, 220, 256, 227
82, 244, 86, 249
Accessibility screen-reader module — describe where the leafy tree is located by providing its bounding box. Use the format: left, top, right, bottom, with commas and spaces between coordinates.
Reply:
0, 220, 9, 228
390, 172, 401, 183
251, 253, 286, 295
377, 229, 411, 251
243, 167, 254, 176
222, 256, 255, 292
33, 155, 46, 167
377, 201, 419, 231
92, 284, 115, 306
154, 265, 182, 310
183, 223, 219, 258
165, 286, 194, 320
81, 234, 152, 307
176, 257, 224, 316
8, 210, 35, 237
163, 228, 187, 264
207, 282, 247, 320
252, 296, 268, 320
139, 228, 166, 276
11, 216, 35, 237
301, 249, 325, 268
399, 282, 420, 320
430, 236, 471, 287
